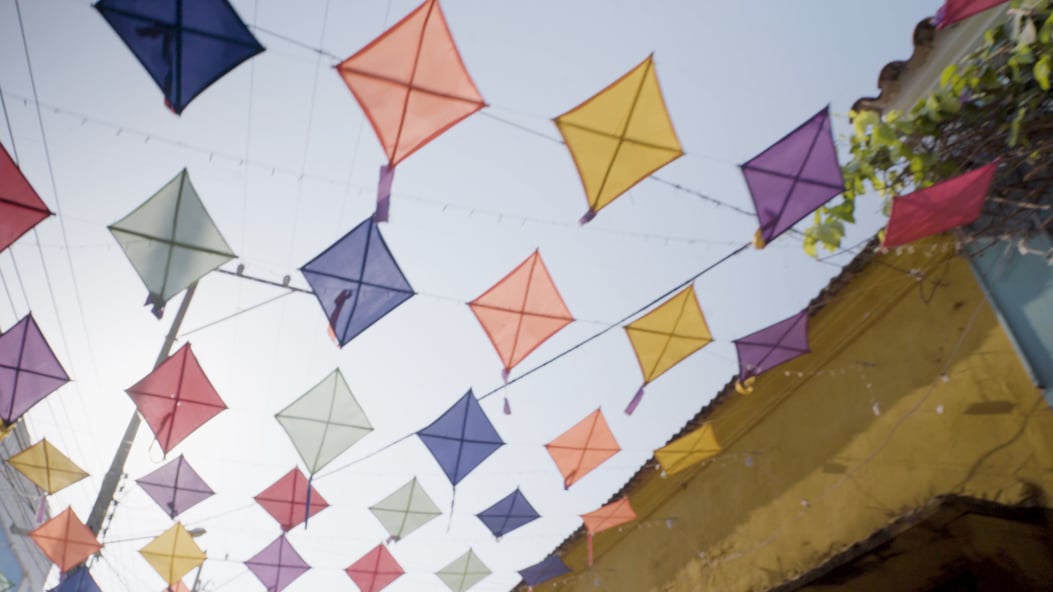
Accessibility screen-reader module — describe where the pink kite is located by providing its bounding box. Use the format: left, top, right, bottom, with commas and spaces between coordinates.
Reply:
882, 161, 998, 248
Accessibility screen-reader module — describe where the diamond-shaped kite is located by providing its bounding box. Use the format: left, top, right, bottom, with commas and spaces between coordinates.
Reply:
370, 477, 442, 541
741, 106, 843, 246
7, 439, 88, 495
276, 369, 373, 475
623, 285, 712, 414
300, 217, 414, 347
556, 54, 683, 223
0, 314, 70, 428
136, 455, 215, 518
1, 142, 51, 253
418, 390, 504, 485
733, 309, 810, 389
346, 544, 404, 592
545, 409, 620, 489
337, 0, 484, 167
95, 0, 265, 114
476, 488, 539, 539
437, 549, 490, 592
882, 161, 998, 248
245, 535, 310, 592
109, 168, 236, 317
255, 468, 329, 531
48, 565, 101, 592
655, 422, 721, 476
139, 523, 205, 586
935, 0, 1008, 28
29, 507, 101, 573
125, 343, 227, 454
519, 555, 570, 591
469, 250, 574, 386
0, 572, 12, 592
581, 497, 636, 566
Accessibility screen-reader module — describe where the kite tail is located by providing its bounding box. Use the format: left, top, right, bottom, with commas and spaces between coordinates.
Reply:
752, 228, 767, 250
503, 397, 511, 415
625, 386, 645, 415
579, 209, 597, 225
35, 494, 47, 524
447, 485, 456, 533
304, 473, 314, 529
385, 535, 398, 545
0, 421, 13, 442
735, 376, 756, 395
145, 293, 166, 319
587, 533, 594, 566
375, 165, 395, 223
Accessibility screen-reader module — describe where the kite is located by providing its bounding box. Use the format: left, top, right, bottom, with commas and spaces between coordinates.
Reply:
369, 477, 442, 542
519, 555, 570, 591
346, 544, 404, 592
733, 309, 810, 392
882, 161, 998, 248
139, 523, 206, 587
0, 314, 70, 429
475, 488, 539, 539
48, 565, 101, 592
581, 497, 636, 566
741, 106, 844, 247
436, 549, 490, 592
0, 573, 11, 592
623, 285, 712, 414
300, 217, 414, 347
7, 439, 88, 495
245, 535, 310, 592
125, 343, 227, 454
95, 0, 265, 114
254, 468, 329, 531
0, 142, 51, 253
108, 168, 236, 318
418, 390, 504, 486
469, 250, 574, 395
654, 422, 721, 476
545, 408, 620, 489
163, 582, 191, 592
136, 455, 215, 518
935, 0, 1008, 28
336, 0, 485, 217
29, 507, 101, 573
555, 54, 683, 223
275, 369, 373, 475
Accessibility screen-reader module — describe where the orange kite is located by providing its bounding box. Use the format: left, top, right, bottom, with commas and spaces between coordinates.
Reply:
29, 507, 102, 572
581, 497, 636, 565
469, 250, 574, 391
545, 409, 620, 489
337, 0, 484, 221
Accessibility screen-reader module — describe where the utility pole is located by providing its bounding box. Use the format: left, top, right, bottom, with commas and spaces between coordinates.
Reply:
85, 282, 198, 535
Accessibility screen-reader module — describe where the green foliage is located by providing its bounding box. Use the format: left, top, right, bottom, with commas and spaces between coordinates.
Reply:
805, 0, 1053, 255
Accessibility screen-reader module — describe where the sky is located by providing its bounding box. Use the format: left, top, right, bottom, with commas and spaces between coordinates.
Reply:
0, 0, 943, 590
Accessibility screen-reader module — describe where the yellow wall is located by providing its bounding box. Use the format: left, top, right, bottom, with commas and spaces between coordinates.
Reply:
546, 239, 1053, 591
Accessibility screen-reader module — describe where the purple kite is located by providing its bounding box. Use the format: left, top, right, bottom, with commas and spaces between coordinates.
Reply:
741, 107, 844, 245
734, 310, 810, 383
95, 0, 265, 114
418, 390, 504, 485
245, 535, 310, 592
300, 217, 414, 347
1, 314, 70, 428
48, 565, 101, 592
476, 488, 539, 538
136, 455, 214, 519
519, 555, 570, 590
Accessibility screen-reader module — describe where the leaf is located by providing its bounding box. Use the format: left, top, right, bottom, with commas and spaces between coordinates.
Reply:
1036, 55, 1051, 90
1009, 107, 1027, 147
940, 63, 958, 88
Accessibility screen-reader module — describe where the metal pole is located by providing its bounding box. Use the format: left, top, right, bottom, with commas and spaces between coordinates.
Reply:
85, 282, 199, 535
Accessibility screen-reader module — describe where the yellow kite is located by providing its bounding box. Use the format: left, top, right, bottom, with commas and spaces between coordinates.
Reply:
139, 523, 206, 586
623, 286, 712, 414
655, 422, 721, 476
555, 54, 683, 222
7, 439, 88, 494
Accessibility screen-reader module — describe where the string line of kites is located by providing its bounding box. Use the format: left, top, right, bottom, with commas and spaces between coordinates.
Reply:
0, 0, 1007, 590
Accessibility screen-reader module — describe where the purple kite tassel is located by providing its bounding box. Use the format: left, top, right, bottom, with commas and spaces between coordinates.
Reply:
375, 165, 394, 223
35, 494, 47, 524
145, 293, 165, 319
386, 535, 398, 545
579, 209, 597, 225
503, 397, 511, 415
501, 367, 510, 383
625, 386, 645, 415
